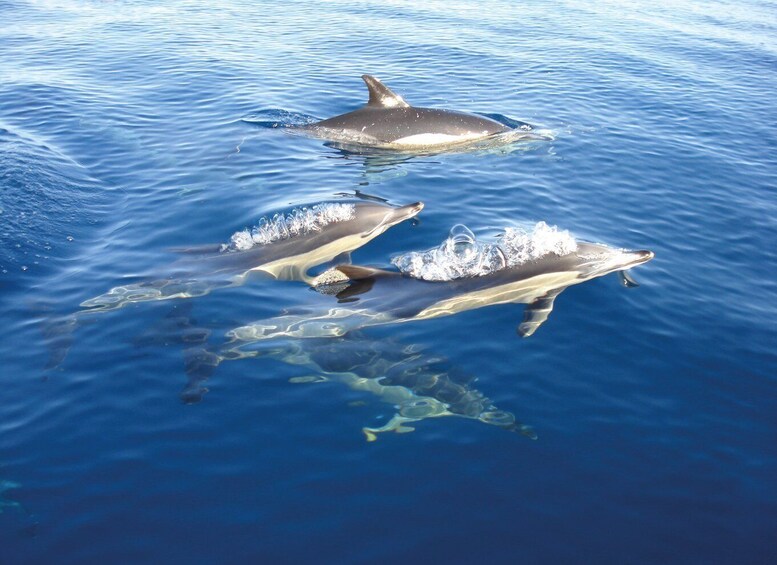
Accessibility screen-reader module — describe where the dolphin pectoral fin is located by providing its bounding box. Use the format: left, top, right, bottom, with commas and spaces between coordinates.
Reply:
363, 414, 417, 442
617, 269, 640, 288
362, 75, 410, 109
335, 264, 395, 280
518, 290, 562, 338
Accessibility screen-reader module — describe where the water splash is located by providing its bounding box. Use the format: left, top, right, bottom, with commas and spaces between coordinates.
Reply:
500, 222, 578, 267
392, 222, 578, 281
241, 109, 319, 128
224, 203, 355, 251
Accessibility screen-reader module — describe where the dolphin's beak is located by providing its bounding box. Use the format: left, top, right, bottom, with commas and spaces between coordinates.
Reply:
392, 201, 424, 223
362, 201, 424, 239
630, 250, 655, 266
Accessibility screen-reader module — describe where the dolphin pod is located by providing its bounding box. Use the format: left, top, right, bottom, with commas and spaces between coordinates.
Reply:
42, 199, 423, 369
175, 223, 653, 440
44, 74, 656, 441
295, 74, 548, 150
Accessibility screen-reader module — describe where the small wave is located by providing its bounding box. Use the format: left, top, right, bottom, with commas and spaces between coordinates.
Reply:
224, 203, 355, 251
240, 109, 319, 129
392, 222, 577, 281
478, 113, 534, 130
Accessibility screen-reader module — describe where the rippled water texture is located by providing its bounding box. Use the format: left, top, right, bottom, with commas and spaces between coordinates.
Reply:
1, 0, 776, 563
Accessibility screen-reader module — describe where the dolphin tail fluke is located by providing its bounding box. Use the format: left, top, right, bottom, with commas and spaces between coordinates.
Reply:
518, 290, 562, 338
363, 414, 417, 442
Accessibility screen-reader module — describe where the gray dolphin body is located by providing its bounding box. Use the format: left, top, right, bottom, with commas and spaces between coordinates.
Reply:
226, 242, 654, 342
42, 201, 422, 369
78, 200, 423, 312
296, 75, 539, 149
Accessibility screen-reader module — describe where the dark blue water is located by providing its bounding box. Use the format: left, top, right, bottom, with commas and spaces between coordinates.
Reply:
2, 0, 776, 562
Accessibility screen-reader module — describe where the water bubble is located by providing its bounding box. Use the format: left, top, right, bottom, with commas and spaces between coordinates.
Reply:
66, 236, 74, 242
393, 221, 577, 281
227, 203, 355, 251
447, 224, 476, 259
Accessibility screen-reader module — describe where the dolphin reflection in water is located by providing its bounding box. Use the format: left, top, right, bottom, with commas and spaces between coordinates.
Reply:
183, 334, 536, 441
226, 222, 654, 343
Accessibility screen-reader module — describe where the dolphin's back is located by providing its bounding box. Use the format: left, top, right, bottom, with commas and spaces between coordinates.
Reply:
333, 243, 653, 323
334, 252, 585, 320
314, 106, 510, 145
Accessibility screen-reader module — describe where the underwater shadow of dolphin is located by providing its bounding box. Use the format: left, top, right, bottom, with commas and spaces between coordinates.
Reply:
183, 334, 536, 441
293, 75, 551, 151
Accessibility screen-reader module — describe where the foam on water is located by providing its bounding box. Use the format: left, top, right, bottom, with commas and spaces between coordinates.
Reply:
224, 203, 355, 252
392, 222, 578, 281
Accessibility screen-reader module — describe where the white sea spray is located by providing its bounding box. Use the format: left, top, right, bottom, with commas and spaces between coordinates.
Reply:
392, 222, 578, 281
499, 222, 578, 267
223, 203, 355, 251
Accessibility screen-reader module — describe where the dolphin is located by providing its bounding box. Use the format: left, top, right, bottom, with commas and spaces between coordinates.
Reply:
41, 200, 423, 369
225, 240, 654, 343
183, 334, 536, 440
296, 75, 544, 150
78, 200, 424, 312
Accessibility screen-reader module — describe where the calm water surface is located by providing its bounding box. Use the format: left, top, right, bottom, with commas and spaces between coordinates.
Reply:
1, 0, 776, 563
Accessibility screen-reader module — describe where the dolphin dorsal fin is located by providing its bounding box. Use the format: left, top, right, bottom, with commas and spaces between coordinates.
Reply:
335, 264, 395, 280
362, 75, 409, 109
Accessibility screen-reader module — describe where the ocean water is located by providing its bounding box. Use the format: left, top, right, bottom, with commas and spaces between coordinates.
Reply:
1, 0, 776, 562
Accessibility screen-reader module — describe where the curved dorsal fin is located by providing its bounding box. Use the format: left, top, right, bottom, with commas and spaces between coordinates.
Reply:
362, 75, 409, 109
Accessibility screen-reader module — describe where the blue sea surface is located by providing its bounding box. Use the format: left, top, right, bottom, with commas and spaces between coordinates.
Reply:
1, 0, 776, 562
